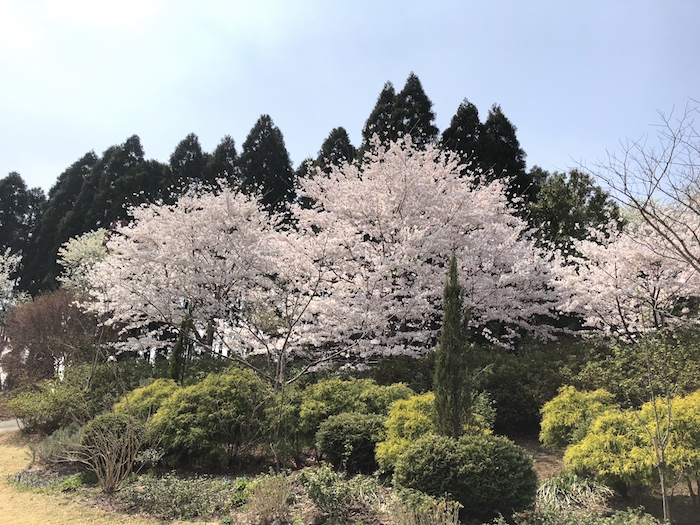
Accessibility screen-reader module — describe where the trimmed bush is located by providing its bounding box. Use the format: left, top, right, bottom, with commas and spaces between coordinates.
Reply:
113, 378, 180, 420
375, 392, 437, 471
148, 368, 272, 467
299, 378, 414, 443
316, 411, 385, 473
540, 386, 617, 448
564, 409, 654, 493
394, 433, 537, 522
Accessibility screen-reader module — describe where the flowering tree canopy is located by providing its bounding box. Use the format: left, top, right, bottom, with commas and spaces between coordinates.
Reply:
0, 248, 22, 321
555, 220, 700, 341
296, 137, 560, 349
87, 140, 562, 388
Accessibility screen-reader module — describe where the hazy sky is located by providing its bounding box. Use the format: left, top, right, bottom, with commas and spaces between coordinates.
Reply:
1, 0, 698, 192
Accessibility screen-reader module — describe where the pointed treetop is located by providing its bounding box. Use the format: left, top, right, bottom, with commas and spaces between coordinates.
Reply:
238, 114, 295, 215
392, 72, 439, 148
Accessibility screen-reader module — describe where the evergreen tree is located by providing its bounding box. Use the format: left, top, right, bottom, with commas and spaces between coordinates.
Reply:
316, 127, 357, 174
358, 81, 396, 159
205, 135, 238, 187
0, 173, 45, 255
528, 169, 621, 256
434, 253, 471, 438
392, 72, 439, 148
238, 115, 295, 215
22, 152, 97, 294
68, 135, 146, 233
480, 104, 531, 204
0, 173, 45, 293
440, 99, 484, 176
169, 132, 208, 192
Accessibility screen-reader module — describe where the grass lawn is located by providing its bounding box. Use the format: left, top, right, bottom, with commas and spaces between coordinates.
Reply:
0, 431, 215, 525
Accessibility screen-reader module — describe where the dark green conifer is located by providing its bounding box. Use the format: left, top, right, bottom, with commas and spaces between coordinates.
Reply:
238, 115, 295, 215
358, 81, 396, 159
316, 127, 357, 173
440, 99, 484, 176
481, 104, 531, 203
434, 253, 471, 438
392, 72, 439, 148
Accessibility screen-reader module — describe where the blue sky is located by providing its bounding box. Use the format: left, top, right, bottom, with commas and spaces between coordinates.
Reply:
1, 0, 698, 192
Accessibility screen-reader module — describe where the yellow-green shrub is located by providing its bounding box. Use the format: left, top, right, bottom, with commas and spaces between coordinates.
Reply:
298, 378, 413, 440
540, 385, 617, 448
564, 409, 653, 490
375, 392, 437, 471
114, 378, 180, 420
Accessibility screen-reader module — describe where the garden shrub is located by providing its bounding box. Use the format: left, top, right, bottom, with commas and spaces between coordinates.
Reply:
245, 470, 295, 525
536, 471, 616, 511
148, 368, 272, 468
299, 464, 353, 521
117, 472, 237, 520
564, 409, 653, 493
7, 360, 157, 435
79, 412, 146, 492
113, 378, 180, 420
298, 377, 413, 442
489, 507, 660, 525
29, 423, 82, 465
7, 379, 88, 434
390, 488, 462, 525
540, 385, 618, 448
265, 384, 303, 466
393, 433, 537, 522
375, 392, 437, 471
480, 337, 592, 434
316, 411, 385, 473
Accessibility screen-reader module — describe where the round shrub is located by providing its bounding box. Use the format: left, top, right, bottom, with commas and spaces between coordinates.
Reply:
148, 368, 272, 467
299, 378, 413, 441
316, 411, 385, 473
375, 392, 437, 471
394, 433, 537, 522
114, 378, 180, 420
540, 385, 617, 449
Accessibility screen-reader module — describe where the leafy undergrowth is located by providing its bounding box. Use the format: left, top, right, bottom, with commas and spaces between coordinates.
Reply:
0, 431, 685, 525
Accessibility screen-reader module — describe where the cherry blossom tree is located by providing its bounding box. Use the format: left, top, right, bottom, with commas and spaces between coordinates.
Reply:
555, 219, 700, 341
591, 104, 700, 274
555, 218, 700, 524
57, 229, 108, 291
295, 137, 561, 350
87, 139, 562, 389
86, 188, 343, 389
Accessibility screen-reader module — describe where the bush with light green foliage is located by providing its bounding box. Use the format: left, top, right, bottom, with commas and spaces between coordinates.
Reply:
7, 360, 155, 435
394, 433, 537, 522
375, 392, 437, 471
113, 378, 180, 420
662, 389, 700, 493
564, 409, 653, 492
148, 368, 272, 467
375, 390, 494, 471
540, 386, 617, 448
298, 377, 413, 441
